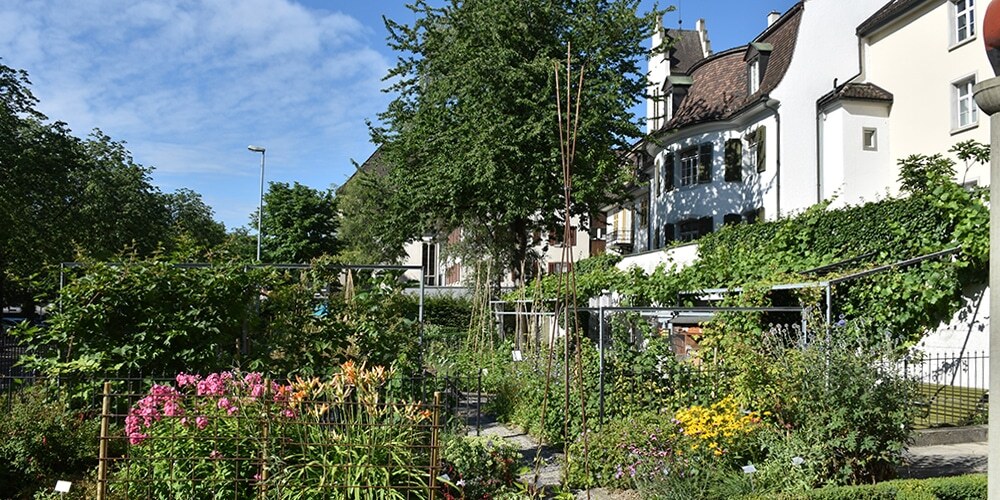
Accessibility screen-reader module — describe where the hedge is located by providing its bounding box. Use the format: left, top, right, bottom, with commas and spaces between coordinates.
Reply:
748, 474, 986, 500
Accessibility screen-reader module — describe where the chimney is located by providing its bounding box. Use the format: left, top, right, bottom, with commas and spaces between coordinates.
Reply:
767, 11, 781, 26
695, 18, 712, 57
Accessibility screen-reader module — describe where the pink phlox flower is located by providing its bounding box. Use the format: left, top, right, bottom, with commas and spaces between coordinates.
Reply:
176, 373, 201, 388
196, 416, 209, 430
209, 449, 222, 459
196, 372, 233, 397
282, 408, 296, 418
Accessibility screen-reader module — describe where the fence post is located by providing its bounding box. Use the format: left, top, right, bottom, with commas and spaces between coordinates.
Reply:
429, 391, 441, 500
97, 381, 111, 500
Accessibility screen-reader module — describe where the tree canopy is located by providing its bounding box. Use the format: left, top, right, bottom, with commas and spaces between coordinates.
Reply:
0, 61, 228, 311
342, 0, 661, 282
254, 181, 340, 263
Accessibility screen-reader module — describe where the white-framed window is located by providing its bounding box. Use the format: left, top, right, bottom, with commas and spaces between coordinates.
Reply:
679, 147, 699, 186
952, 75, 979, 131
748, 58, 760, 95
862, 128, 878, 151
952, 0, 976, 46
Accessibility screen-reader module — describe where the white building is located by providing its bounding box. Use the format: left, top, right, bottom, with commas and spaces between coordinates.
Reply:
615, 0, 884, 257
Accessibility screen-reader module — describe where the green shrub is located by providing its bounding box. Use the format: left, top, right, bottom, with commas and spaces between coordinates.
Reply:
566, 412, 678, 489
0, 383, 106, 499
439, 435, 520, 499
754, 474, 986, 500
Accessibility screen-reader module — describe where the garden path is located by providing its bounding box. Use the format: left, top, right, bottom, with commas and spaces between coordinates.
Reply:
897, 441, 988, 479
458, 391, 639, 499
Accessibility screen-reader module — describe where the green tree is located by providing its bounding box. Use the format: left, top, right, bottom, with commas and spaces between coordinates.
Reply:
163, 188, 227, 259
346, 0, 662, 283
253, 181, 340, 263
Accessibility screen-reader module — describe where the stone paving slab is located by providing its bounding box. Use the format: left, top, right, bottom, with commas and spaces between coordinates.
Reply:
897, 441, 988, 479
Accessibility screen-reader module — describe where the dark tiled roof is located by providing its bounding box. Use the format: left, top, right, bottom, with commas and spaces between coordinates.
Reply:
857, 0, 927, 37
665, 29, 705, 75
337, 146, 387, 194
817, 82, 894, 108
663, 3, 803, 131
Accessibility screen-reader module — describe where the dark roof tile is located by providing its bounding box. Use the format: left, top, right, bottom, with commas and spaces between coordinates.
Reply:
817, 82, 894, 108
857, 0, 927, 36
662, 4, 803, 130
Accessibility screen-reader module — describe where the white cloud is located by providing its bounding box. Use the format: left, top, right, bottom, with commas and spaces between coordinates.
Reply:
0, 0, 393, 228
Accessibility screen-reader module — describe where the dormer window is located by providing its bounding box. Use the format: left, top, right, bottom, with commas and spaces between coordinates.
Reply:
748, 58, 761, 94
746, 43, 772, 96
664, 75, 692, 122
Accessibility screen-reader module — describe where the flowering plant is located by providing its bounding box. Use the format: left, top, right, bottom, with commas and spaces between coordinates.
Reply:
116, 370, 293, 498
673, 396, 765, 467
113, 362, 435, 499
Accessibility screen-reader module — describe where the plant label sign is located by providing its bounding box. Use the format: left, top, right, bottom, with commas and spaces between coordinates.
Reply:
511, 350, 523, 362
55, 481, 72, 493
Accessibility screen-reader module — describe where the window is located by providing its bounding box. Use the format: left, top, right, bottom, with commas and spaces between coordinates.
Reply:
862, 128, 878, 151
698, 144, 712, 183
638, 200, 649, 227
549, 225, 577, 247
953, 76, 978, 130
953, 0, 976, 45
747, 127, 767, 172
679, 147, 699, 186
723, 213, 742, 226
548, 262, 573, 274
422, 242, 438, 286
678, 217, 713, 242
678, 145, 711, 186
748, 58, 760, 95
445, 264, 461, 285
724, 139, 742, 181
663, 223, 676, 246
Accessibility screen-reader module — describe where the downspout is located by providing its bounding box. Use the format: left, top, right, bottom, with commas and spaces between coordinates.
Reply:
816, 105, 824, 204
818, 35, 867, 204
763, 97, 781, 217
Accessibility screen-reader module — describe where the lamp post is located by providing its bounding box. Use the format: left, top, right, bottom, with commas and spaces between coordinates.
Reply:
248, 145, 266, 261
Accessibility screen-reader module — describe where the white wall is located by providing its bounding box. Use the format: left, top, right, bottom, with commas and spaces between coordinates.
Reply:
820, 100, 894, 207
617, 241, 700, 275
770, 0, 885, 215
863, 0, 991, 187
647, 114, 778, 243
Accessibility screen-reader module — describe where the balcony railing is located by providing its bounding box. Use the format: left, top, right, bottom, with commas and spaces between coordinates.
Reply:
607, 229, 633, 247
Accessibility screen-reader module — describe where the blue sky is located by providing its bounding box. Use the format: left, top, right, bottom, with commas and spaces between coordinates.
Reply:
1, 0, 798, 231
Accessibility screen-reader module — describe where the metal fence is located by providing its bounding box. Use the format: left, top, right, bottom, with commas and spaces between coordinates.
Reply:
903, 351, 988, 429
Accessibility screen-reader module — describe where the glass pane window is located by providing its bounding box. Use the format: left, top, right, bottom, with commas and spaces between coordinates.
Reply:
955, 78, 978, 128
955, 0, 975, 43
679, 147, 699, 186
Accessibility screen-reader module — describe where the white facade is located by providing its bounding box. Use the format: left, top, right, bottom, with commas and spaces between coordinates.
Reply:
770, 0, 885, 213
819, 99, 894, 207
858, 0, 991, 188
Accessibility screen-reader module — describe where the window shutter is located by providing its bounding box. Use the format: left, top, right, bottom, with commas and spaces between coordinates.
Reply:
723, 213, 742, 226
664, 153, 674, 191
724, 139, 742, 182
698, 216, 713, 237
663, 223, 675, 245
698, 143, 712, 183
755, 127, 767, 173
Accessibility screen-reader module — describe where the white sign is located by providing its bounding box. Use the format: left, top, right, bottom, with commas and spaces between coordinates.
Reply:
54, 481, 72, 493
511, 350, 523, 362
742, 464, 757, 474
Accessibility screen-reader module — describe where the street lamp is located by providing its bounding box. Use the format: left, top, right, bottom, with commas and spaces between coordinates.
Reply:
248, 145, 266, 261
